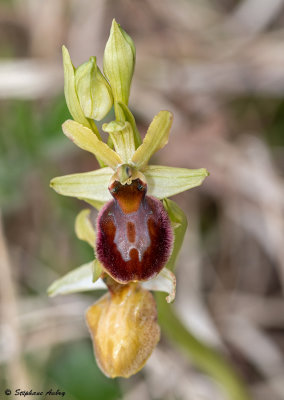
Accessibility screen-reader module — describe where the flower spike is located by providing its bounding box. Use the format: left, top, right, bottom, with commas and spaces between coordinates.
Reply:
49, 20, 209, 380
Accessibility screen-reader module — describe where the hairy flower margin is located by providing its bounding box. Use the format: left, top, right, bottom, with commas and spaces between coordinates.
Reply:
48, 19, 209, 378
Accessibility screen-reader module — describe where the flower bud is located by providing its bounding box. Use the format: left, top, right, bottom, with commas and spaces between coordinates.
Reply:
86, 283, 160, 378
75, 57, 113, 121
62, 45, 90, 128
103, 19, 135, 106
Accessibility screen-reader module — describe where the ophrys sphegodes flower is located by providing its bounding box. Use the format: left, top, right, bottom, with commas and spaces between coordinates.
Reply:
48, 19, 209, 378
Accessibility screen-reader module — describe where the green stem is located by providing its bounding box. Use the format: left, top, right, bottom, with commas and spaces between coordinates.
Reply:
87, 119, 105, 168
114, 101, 125, 122
88, 118, 101, 139
156, 293, 252, 400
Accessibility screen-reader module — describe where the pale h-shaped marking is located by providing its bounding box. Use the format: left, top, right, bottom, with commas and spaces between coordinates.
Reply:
111, 201, 153, 262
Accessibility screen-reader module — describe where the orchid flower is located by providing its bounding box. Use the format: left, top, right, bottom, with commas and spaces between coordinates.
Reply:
48, 19, 208, 378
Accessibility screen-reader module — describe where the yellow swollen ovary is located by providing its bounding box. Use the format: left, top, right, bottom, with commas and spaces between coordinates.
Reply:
86, 283, 160, 378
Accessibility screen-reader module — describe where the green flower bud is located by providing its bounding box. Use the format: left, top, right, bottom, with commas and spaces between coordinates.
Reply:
75, 57, 113, 121
62, 45, 91, 128
103, 19, 135, 107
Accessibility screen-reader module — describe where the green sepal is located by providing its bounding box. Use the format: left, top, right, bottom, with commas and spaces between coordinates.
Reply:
92, 259, 103, 282
47, 261, 106, 297
50, 167, 113, 203
163, 199, 188, 272
144, 165, 209, 199
142, 267, 176, 303
75, 209, 96, 247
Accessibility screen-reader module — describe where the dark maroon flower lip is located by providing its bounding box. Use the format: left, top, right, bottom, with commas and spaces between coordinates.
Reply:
95, 179, 173, 283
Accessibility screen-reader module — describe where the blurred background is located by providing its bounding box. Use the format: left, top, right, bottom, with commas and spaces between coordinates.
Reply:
0, 0, 284, 399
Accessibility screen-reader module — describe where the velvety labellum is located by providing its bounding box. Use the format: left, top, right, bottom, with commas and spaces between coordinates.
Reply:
96, 179, 173, 283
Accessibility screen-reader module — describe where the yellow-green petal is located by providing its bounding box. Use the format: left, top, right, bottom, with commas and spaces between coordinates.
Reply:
131, 111, 173, 168
47, 261, 106, 297
75, 209, 96, 247
102, 120, 135, 163
144, 165, 209, 199
62, 120, 122, 169
50, 168, 113, 203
